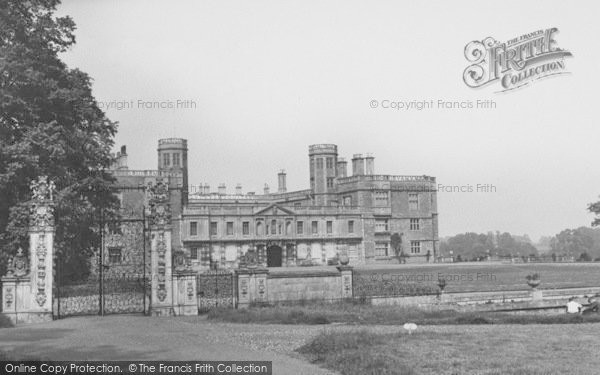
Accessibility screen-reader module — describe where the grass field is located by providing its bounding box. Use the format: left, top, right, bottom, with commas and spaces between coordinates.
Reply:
207, 301, 600, 325
298, 324, 600, 375
353, 262, 600, 293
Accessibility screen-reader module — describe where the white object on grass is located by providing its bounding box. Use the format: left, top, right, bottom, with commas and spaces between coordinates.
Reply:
403, 322, 417, 334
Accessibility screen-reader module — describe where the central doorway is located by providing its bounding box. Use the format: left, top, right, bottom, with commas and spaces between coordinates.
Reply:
266, 245, 283, 267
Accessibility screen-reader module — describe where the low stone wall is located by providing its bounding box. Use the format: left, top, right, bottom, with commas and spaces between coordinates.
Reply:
538, 287, 600, 300
267, 270, 342, 303
369, 287, 600, 313
236, 266, 353, 307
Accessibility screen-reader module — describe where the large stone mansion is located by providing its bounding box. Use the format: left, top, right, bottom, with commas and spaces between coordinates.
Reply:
107, 138, 439, 271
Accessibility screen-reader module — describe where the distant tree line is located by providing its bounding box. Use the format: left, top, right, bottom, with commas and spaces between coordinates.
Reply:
439, 232, 538, 262
438, 195, 600, 263
547, 227, 600, 262
441, 227, 600, 262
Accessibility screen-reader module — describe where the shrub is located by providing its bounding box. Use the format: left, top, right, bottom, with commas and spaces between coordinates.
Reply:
298, 330, 384, 360
207, 306, 330, 325
454, 314, 492, 325
298, 331, 415, 375
0, 313, 13, 329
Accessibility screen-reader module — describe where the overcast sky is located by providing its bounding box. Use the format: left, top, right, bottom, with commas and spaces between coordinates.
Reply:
57, 0, 600, 241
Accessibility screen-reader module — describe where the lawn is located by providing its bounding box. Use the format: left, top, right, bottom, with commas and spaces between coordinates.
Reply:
207, 301, 600, 325
353, 262, 600, 294
298, 324, 600, 375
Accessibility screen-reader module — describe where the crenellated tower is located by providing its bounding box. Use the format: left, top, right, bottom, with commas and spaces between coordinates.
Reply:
157, 138, 188, 205
309, 144, 338, 205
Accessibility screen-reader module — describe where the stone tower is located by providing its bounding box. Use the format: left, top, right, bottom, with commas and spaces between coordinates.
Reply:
157, 138, 188, 205
309, 144, 338, 205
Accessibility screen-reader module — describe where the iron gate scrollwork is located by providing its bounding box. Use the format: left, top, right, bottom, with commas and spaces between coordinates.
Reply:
101, 268, 148, 315
53, 217, 149, 319
197, 269, 234, 311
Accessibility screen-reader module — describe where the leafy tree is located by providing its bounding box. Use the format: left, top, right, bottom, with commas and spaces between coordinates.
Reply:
550, 228, 594, 259
0, 0, 118, 280
589, 197, 600, 227
440, 231, 539, 261
390, 232, 405, 263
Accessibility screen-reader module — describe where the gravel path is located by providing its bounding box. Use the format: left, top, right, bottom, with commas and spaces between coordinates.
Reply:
0, 315, 342, 375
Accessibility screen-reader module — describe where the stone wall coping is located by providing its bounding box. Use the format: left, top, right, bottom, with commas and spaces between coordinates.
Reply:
267, 270, 340, 279
27, 228, 55, 233
1, 276, 31, 283
235, 268, 269, 276
489, 305, 567, 313
540, 286, 600, 295
174, 271, 197, 277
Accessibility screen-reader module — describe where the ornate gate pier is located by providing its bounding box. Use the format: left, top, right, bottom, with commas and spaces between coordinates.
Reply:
146, 179, 198, 316
1, 177, 55, 324
2, 177, 199, 325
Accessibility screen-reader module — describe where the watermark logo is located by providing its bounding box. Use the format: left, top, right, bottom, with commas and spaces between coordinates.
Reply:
463, 28, 573, 92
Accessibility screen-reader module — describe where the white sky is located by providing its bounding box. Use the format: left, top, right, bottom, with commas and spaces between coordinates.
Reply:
57, 0, 600, 241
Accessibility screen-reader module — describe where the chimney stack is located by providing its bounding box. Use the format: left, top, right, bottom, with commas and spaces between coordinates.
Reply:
203, 183, 210, 195
365, 153, 375, 175
277, 170, 287, 193
235, 183, 242, 195
336, 158, 347, 178
263, 183, 270, 195
352, 154, 365, 176
113, 145, 128, 170
218, 183, 226, 195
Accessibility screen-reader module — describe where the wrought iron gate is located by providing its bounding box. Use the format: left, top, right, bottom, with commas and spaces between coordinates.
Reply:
53, 218, 149, 319
197, 269, 235, 312
53, 270, 149, 318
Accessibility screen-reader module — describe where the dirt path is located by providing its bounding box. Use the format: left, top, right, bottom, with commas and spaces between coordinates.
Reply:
0, 315, 337, 375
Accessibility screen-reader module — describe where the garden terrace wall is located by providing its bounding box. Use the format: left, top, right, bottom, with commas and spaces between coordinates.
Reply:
236, 266, 353, 307
267, 269, 343, 303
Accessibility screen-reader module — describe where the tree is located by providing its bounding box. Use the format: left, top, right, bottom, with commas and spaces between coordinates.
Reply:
550, 228, 594, 259
391, 232, 405, 264
0, 0, 118, 279
440, 231, 539, 261
589, 197, 600, 227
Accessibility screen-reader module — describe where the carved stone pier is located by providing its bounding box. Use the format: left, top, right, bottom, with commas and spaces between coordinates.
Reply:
1, 176, 55, 325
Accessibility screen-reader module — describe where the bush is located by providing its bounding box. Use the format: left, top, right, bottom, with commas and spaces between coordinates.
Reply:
454, 314, 492, 325
207, 306, 330, 325
0, 313, 13, 328
298, 330, 415, 375
204, 300, 600, 326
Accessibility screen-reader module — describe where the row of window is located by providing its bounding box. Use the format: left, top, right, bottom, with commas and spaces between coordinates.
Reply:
110, 242, 423, 263
311, 157, 335, 170
341, 192, 420, 209
188, 245, 295, 262
162, 152, 181, 167
189, 247, 209, 261
309, 177, 336, 189
191, 218, 422, 237
374, 218, 421, 232
190, 220, 357, 237
375, 241, 422, 257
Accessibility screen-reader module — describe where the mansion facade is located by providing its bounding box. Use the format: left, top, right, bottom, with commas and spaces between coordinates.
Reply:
107, 138, 439, 271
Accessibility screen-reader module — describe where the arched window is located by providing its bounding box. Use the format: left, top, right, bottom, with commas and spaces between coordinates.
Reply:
286, 221, 292, 235
256, 221, 263, 235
